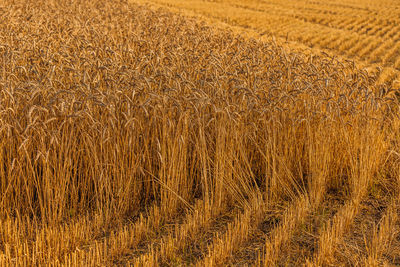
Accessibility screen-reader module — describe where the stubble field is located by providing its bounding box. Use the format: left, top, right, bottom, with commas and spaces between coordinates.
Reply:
134, 0, 400, 89
0, 0, 400, 266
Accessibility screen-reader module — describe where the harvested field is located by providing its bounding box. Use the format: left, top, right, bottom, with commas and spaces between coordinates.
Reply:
134, 0, 400, 89
0, 0, 400, 266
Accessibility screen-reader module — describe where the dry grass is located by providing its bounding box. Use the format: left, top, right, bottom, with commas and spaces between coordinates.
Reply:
0, 0, 400, 266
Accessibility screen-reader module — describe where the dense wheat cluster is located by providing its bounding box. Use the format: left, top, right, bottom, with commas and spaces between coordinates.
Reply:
0, 0, 399, 266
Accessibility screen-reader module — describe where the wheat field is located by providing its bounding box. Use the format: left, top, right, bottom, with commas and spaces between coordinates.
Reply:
134, 0, 400, 90
0, 0, 400, 266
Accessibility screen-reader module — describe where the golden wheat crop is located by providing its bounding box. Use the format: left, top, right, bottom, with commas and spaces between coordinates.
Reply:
0, 0, 400, 266
134, 0, 400, 90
